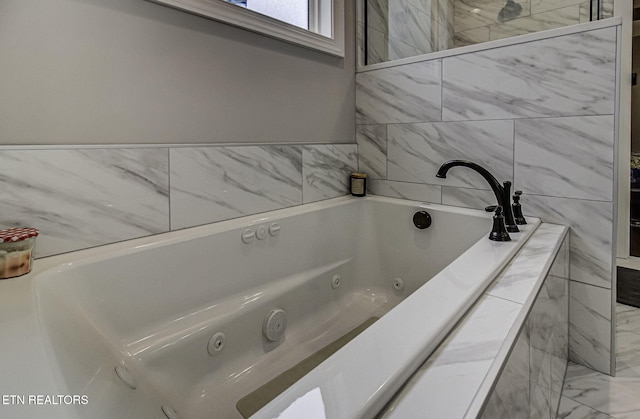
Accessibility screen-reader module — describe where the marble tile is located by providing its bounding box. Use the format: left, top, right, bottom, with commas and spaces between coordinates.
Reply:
388, 37, 431, 61
531, 0, 583, 14
170, 146, 302, 230
442, 26, 617, 121
530, 382, 552, 419
579, 1, 590, 23
489, 6, 580, 41
562, 362, 640, 418
568, 282, 612, 375
367, 0, 389, 33
557, 395, 614, 418
481, 326, 530, 418
367, 27, 388, 65
549, 235, 570, 279
551, 354, 568, 414
454, 27, 490, 48
600, 0, 613, 18
384, 294, 523, 419
441, 186, 495, 210
529, 281, 554, 353
548, 274, 569, 359
356, 125, 387, 179
548, 277, 569, 415
615, 330, 640, 378
367, 179, 441, 203
0, 148, 169, 257
434, 0, 455, 51
388, 2, 434, 55
387, 120, 514, 188
454, 0, 531, 33
302, 144, 358, 203
616, 303, 640, 336
356, 60, 442, 124
521, 195, 613, 289
515, 116, 615, 202
486, 223, 567, 305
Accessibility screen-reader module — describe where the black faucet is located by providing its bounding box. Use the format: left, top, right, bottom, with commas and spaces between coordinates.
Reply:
436, 160, 519, 233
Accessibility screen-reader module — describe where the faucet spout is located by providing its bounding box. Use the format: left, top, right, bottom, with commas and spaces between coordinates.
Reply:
436, 160, 519, 233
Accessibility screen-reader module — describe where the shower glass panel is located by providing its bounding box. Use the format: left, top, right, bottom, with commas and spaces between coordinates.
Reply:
362, 0, 614, 66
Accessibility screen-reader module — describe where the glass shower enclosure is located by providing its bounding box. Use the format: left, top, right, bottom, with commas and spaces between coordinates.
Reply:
361, 0, 614, 66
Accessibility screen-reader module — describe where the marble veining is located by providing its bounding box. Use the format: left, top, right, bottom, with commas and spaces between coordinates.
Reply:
367, 179, 441, 202
381, 223, 567, 419
557, 395, 614, 418
388, 2, 434, 56
383, 294, 523, 419
454, 27, 490, 48
522, 195, 613, 289
0, 149, 169, 257
515, 116, 614, 202
549, 234, 570, 279
568, 282, 612, 374
558, 303, 640, 418
356, 125, 387, 179
356, 60, 442, 124
170, 146, 302, 230
486, 224, 567, 305
387, 120, 514, 188
489, 5, 581, 41
481, 330, 531, 419
441, 187, 496, 210
442, 27, 616, 121
302, 144, 357, 203
562, 362, 640, 418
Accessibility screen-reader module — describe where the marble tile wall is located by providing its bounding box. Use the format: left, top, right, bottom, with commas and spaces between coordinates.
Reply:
0, 143, 357, 258
356, 23, 618, 374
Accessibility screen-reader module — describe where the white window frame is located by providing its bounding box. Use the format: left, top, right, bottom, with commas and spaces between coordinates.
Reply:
148, 0, 345, 57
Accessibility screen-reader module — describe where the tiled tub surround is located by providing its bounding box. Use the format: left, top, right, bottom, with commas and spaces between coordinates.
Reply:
356, 19, 619, 374
0, 143, 357, 258
381, 224, 569, 418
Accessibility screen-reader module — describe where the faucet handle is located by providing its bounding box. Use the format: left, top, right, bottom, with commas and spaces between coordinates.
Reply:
485, 205, 498, 212
512, 190, 527, 225
513, 190, 522, 202
489, 206, 511, 242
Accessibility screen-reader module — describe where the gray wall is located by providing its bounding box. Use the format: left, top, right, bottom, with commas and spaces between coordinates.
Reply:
0, 0, 355, 145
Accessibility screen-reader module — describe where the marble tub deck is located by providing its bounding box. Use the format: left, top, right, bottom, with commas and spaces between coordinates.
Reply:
559, 304, 640, 419
380, 223, 569, 418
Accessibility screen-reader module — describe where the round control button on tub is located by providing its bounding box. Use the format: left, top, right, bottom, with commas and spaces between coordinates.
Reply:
241, 229, 256, 244
269, 223, 281, 236
256, 226, 268, 240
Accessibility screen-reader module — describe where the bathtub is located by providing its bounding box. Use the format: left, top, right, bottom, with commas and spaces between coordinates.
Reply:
33, 195, 539, 419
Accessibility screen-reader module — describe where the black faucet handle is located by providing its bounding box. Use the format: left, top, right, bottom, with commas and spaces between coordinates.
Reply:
512, 190, 527, 225
485, 205, 498, 212
489, 205, 511, 242
513, 190, 522, 203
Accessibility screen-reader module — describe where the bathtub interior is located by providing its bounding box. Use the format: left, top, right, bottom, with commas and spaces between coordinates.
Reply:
34, 196, 494, 419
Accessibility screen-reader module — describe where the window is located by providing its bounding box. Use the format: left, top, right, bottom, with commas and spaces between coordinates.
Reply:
149, 0, 344, 57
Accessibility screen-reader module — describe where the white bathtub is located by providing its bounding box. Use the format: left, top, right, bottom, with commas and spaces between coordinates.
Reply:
33, 195, 539, 419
